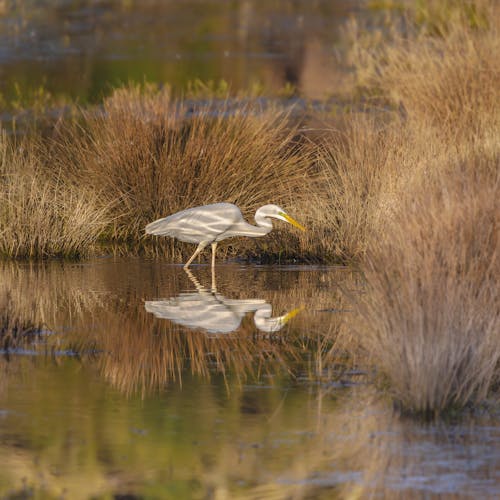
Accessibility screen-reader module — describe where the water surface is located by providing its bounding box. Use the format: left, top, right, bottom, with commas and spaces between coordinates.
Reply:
0, 258, 500, 498
0, 259, 498, 499
0, 0, 359, 102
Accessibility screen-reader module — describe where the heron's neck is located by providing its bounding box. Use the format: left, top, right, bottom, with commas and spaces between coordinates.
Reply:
226, 208, 272, 238
253, 209, 274, 235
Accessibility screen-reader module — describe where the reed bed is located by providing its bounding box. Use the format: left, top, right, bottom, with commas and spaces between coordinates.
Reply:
0, 0, 498, 416
0, 132, 111, 258
330, 0, 500, 415
354, 156, 499, 415
350, 1, 500, 144
48, 84, 324, 261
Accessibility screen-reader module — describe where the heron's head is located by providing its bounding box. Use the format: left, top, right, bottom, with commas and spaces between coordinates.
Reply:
258, 204, 306, 231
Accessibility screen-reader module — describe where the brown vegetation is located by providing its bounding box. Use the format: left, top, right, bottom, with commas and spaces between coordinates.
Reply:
0, 132, 111, 258
354, 155, 499, 415
0, 0, 498, 415
333, 0, 500, 414
50, 85, 322, 261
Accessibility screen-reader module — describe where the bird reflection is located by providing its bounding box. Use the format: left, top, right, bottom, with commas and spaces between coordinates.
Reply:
145, 269, 300, 334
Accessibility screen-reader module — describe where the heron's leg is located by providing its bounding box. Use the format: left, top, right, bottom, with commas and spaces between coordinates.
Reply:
211, 242, 218, 270
183, 242, 207, 269
211, 242, 218, 291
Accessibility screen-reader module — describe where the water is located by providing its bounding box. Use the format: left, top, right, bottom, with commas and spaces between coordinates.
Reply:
0, 258, 498, 499
0, 0, 359, 103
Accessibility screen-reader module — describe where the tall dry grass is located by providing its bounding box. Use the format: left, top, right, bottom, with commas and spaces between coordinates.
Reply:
0, 132, 111, 258
355, 156, 499, 415
349, 0, 500, 147
310, 112, 417, 261
48, 84, 322, 261
328, 0, 500, 414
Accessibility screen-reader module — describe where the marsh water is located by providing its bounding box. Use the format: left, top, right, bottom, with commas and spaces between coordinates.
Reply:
0, 0, 359, 103
0, 259, 499, 499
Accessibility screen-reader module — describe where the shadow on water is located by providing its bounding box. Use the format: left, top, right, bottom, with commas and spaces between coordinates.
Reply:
0, 259, 498, 498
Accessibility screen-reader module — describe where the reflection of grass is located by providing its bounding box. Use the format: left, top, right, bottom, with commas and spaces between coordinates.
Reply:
0, 261, 361, 496
0, 260, 353, 395
0, 356, 344, 499
2, 367, 491, 499
87, 269, 352, 396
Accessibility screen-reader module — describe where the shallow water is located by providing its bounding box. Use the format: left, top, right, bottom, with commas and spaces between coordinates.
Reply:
0, 0, 359, 103
0, 258, 498, 499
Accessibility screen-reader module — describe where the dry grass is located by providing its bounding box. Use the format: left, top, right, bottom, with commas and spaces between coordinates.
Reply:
407, 0, 494, 34
349, 1, 500, 144
354, 156, 499, 415
0, 0, 498, 416
328, 0, 500, 415
0, 132, 111, 258
310, 112, 414, 261
48, 84, 319, 262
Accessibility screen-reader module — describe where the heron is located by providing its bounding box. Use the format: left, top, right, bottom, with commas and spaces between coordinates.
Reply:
145, 202, 305, 269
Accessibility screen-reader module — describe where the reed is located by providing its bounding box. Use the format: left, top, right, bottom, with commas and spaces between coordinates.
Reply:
330, 1, 500, 414
0, 132, 111, 259
354, 154, 499, 415
349, 1, 499, 146
48, 84, 319, 262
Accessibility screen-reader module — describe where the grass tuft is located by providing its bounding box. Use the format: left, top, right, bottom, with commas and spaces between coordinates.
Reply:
0, 132, 111, 258
356, 156, 499, 416
50, 83, 317, 261
336, 0, 500, 414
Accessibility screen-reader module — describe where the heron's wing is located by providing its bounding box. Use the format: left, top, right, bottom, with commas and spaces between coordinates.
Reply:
222, 298, 267, 314
146, 203, 243, 243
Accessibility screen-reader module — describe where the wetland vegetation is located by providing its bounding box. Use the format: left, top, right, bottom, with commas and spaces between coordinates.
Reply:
0, 0, 499, 497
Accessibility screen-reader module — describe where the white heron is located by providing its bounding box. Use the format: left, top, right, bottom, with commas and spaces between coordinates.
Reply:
145, 203, 305, 269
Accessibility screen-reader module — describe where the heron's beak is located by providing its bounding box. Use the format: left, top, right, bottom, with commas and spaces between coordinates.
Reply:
283, 213, 306, 231
282, 307, 302, 323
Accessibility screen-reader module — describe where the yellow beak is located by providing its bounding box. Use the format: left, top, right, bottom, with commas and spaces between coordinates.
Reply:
282, 307, 302, 323
283, 213, 306, 231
